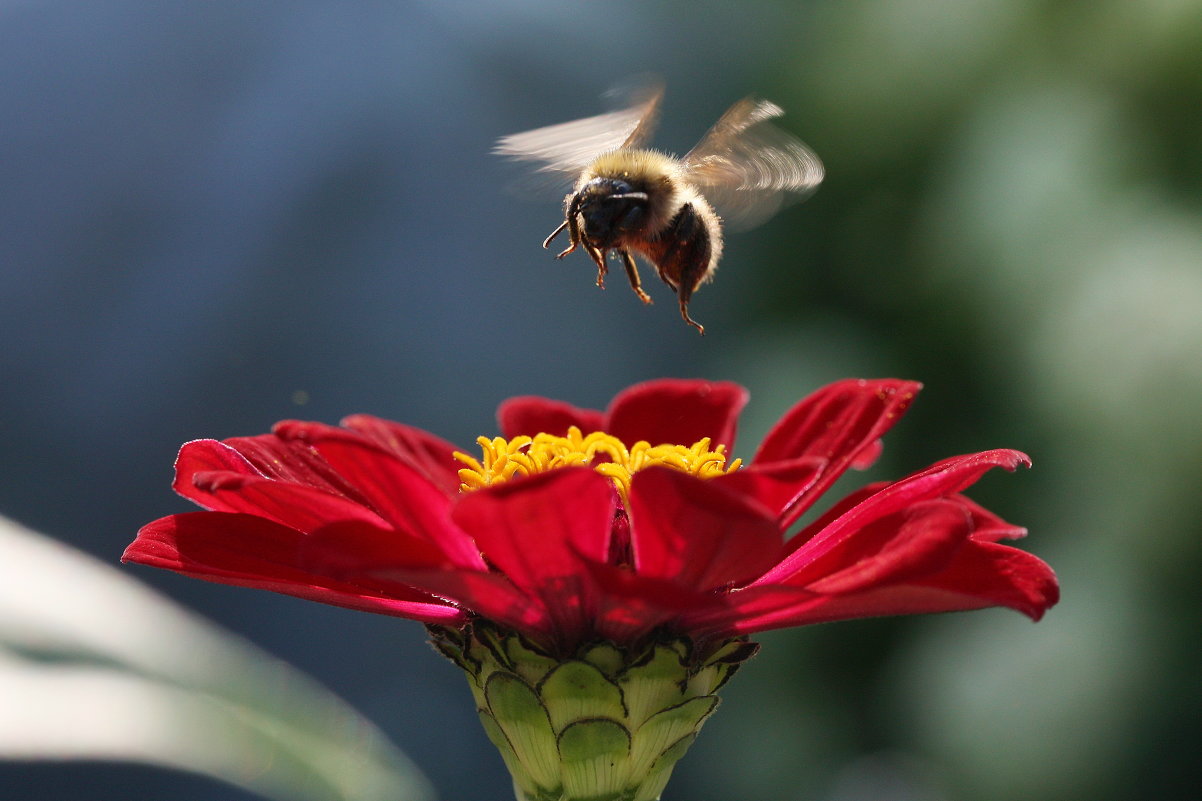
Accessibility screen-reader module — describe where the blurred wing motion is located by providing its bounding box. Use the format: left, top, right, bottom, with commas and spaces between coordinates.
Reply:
682, 98, 825, 230
493, 82, 664, 177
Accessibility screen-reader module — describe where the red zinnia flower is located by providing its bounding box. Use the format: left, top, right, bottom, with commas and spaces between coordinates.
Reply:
125, 378, 1055, 647
124, 378, 1057, 801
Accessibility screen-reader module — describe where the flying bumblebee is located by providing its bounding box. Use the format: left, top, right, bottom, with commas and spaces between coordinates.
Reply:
494, 82, 824, 334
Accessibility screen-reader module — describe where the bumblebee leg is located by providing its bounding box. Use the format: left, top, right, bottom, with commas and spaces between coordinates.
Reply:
675, 276, 705, 334
554, 226, 579, 259
641, 203, 711, 334
555, 197, 583, 259
618, 250, 653, 305
678, 298, 705, 335
586, 244, 609, 289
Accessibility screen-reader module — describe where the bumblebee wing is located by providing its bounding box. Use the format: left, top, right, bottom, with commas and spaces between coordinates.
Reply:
493, 82, 663, 178
682, 98, 824, 230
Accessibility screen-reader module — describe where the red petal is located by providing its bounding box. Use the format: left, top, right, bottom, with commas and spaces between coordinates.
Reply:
372, 566, 552, 639
907, 539, 1059, 619
277, 424, 486, 570
754, 379, 922, 526
801, 500, 971, 594
451, 468, 616, 647
681, 500, 976, 637
339, 415, 463, 496
185, 469, 389, 533
627, 467, 782, 591
605, 379, 749, 451
757, 449, 1029, 585
173, 440, 255, 506
704, 538, 1058, 636
678, 584, 819, 639
712, 457, 827, 523
174, 440, 379, 532
755, 379, 920, 462
300, 518, 452, 573
497, 396, 606, 438
955, 494, 1029, 542
220, 434, 370, 503
684, 525, 1058, 637
173, 439, 251, 478
780, 481, 885, 548
584, 561, 718, 644
123, 513, 465, 624
174, 438, 365, 510
850, 438, 884, 470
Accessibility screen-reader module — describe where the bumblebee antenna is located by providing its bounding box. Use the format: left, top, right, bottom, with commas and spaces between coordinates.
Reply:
542, 220, 569, 249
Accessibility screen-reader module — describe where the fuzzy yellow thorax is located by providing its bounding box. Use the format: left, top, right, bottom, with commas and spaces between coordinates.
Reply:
454, 426, 741, 503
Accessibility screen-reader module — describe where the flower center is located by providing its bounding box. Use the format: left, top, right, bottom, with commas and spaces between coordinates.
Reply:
453, 426, 741, 502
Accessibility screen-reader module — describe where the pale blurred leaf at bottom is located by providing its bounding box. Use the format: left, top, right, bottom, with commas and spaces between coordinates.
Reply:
0, 514, 435, 801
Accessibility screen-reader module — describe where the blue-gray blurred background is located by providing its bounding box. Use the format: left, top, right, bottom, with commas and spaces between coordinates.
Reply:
3, 1, 1200, 799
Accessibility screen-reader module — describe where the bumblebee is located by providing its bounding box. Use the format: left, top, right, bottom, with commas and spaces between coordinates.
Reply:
494, 82, 824, 334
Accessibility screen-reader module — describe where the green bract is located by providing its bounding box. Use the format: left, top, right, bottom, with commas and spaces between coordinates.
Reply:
430, 623, 757, 801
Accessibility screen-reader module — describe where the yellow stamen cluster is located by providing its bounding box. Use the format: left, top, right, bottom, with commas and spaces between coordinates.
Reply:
454, 426, 741, 503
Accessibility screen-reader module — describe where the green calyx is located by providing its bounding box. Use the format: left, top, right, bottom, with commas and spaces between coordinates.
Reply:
429, 623, 758, 801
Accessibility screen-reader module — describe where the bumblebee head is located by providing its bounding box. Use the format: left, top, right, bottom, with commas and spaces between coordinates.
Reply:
574, 177, 650, 247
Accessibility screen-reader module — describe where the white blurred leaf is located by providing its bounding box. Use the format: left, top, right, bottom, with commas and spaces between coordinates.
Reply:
0, 514, 435, 801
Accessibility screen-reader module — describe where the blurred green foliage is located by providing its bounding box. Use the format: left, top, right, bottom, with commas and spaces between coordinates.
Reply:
687, 2, 1202, 800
